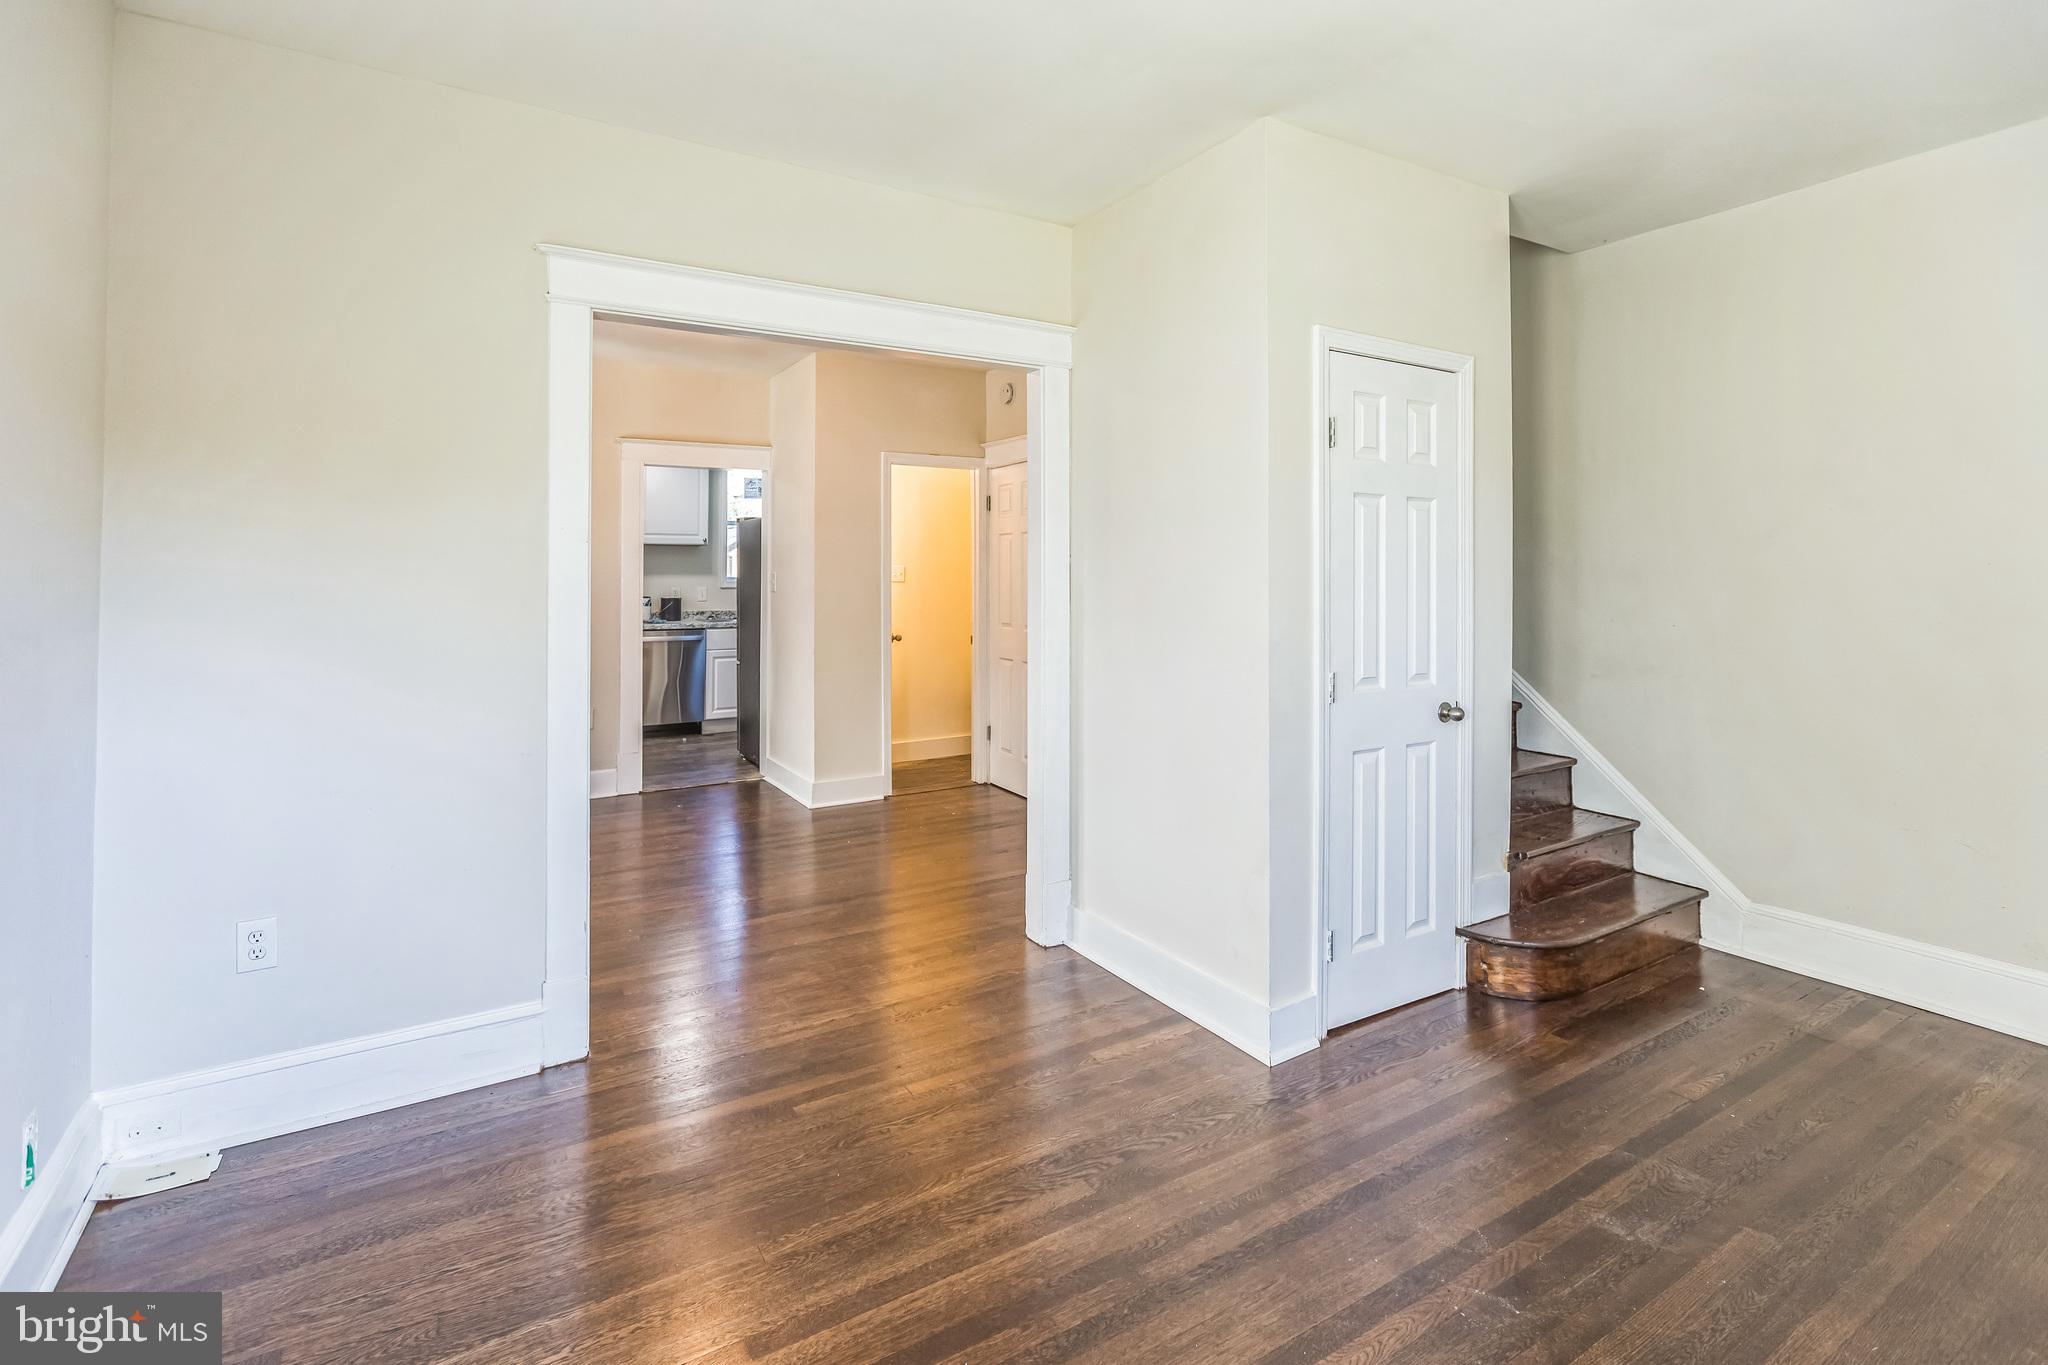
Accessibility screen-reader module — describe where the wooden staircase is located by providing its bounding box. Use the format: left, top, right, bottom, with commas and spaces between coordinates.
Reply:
1457, 702, 1707, 1000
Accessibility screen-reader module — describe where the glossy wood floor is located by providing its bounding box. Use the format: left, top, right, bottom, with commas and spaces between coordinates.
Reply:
63, 781, 2048, 1362
642, 727, 760, 792
891, 752, 974, 795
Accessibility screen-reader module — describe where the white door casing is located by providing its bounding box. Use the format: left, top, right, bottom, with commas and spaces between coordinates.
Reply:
879, 450, 985, 792
546, 246, 1075, 1067
988, 461, 1029, 796
1323, 348, 1467, 1027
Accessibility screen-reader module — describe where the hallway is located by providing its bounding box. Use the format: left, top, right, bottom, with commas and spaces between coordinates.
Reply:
58, 782, 2048, 1362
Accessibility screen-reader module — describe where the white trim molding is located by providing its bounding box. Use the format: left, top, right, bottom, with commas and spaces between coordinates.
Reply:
1513, 671, 2048, 1051
544, 297, 596, 1065
1069, 910, 1319, 1066
96, 1003, 545, 1166
1737, 903, 2048, 1049
0, 1099, 101, 1291
981, 434, 1029, 467
545, 246, 1076, 993
589, 768, 618, 799
542, 246, 1072, 370
758, 757, 890, 810
1309, 327, 1479, 1037
893, 735, 971, 762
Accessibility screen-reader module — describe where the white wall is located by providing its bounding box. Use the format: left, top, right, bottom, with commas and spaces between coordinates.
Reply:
0, 0, 110, 1279
766, 357, 820, 784
1073, 126, 1275, 1002
1261, 122, 1513, 1008
1073, 120, 1513, 1025
802, 352, 988, 784
93, 15, 1070, 1090
1513, 115, 2048, 974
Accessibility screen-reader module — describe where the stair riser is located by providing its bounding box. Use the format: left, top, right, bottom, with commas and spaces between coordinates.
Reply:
1512, 767, 1572, 813
1467, 902, 1701, 1001
1511, 830, 1636, 909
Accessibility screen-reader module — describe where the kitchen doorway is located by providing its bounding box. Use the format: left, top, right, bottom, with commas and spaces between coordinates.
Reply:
614, 442, 771, 797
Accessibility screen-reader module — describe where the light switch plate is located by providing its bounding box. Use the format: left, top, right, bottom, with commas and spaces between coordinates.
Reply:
891, 565, 906, 583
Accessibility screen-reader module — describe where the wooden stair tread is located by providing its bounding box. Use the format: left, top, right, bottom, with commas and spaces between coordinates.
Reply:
1508, 806, 1638, 860
1513, 749, 1576, 778
1458, 872, 1706, 950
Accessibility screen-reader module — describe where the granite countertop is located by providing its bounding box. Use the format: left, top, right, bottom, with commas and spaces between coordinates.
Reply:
643, 611, 737, 631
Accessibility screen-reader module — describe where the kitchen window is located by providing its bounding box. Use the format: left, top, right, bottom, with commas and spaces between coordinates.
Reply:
723, 469, 764, 586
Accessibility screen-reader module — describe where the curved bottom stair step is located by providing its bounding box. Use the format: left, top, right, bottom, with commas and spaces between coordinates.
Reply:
1459, 871, 1706, 1001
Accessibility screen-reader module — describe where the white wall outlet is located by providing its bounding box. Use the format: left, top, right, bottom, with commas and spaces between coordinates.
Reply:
236, 915, 278, 973
20, 1111, 36, 1190
695, 586, 708, 602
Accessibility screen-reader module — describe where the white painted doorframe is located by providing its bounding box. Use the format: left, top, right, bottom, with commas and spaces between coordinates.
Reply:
980, 436, 1028, 792
616, 439, 773, 797
1310, 326, 1476, 1038
542, 245, 1074, 1067
878, 451, 987, 793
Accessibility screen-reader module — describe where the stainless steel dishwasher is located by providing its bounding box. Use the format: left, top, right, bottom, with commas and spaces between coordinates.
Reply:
642, 629, 707, 726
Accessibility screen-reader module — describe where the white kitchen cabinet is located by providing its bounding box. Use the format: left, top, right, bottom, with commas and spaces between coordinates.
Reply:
707, 647, 740, 720
644, 466, 711, 545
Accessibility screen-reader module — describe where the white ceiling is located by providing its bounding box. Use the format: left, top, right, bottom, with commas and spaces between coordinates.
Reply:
124, 0, 2048, 251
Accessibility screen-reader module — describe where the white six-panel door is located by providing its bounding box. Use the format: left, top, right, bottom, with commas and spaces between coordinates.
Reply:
1325, 350, 1465, 1027
988, 462, 1029, 796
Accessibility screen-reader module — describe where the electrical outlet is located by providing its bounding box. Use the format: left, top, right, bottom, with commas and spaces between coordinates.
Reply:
20, 1111, 36, 1190
236, 915, 279, 973
695, 586, 708, 602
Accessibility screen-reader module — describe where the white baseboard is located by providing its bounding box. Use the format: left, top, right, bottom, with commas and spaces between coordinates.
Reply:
1068, 908, 1312, 1066
541, 975, 591, 1066
0, 1099, 102, 1291
96, 1001, 545, 1165
893, 734, 970, 762
1269, 991, 1322, 1064
1733, 902, 2048, 1049
759, 755, 813, 806
1513, 671, 2048, 1051
759, 756, 886, 809
812, 773, 888, 807
589, 768, 618, 798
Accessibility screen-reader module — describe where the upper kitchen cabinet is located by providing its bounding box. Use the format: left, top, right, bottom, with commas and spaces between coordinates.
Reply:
645, 465, 711, 545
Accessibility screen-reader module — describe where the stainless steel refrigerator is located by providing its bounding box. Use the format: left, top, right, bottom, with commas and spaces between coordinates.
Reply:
736, 517, 762, 766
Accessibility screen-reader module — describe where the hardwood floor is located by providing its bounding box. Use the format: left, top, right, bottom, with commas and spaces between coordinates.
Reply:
61, 781, 2048, 1362
891, 752, 975, 795
642, 726, 760, 792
